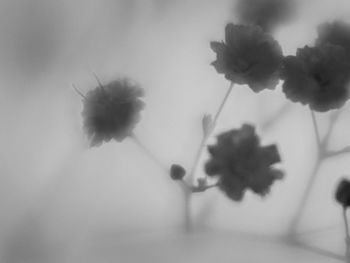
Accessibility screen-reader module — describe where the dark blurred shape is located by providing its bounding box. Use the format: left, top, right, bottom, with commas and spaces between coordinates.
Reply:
335, 178, 350, 208
281, 44, 350, 112
205, 124, 283, 201
82, 78, 145, 147
234, 0, 296, 33
170, 164, 186, 180
210, 24, 283, 92
317, 21, 350, 55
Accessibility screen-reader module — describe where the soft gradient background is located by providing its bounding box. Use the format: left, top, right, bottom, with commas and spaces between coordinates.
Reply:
1, 0, 350, 262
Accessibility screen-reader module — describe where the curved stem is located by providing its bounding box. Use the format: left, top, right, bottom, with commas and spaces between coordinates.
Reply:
184, 82, 234, 232
130, 133, 168, 173
188, 82, 234, 183
343, 208, 350, 262
212, 82, 234, 128
289, 110, 322, 234
310, 110, 321, 149
289, 159, 321, 233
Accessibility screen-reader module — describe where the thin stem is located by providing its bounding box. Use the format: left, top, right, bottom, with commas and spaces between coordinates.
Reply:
326, 146, 350, 158
343, 208, 350, 238
289, 110, 324, 234
183, 82, 233, 232
261, 103, 290, 131
289, 160, 321, 233
289, 109, 324, 234
290, 110, 350, 237
130, 133, 168, 173
295, 241, 346, 262
92, 72, 104, 89
310, 110, 321, 149
72, 84, 87, 100
323, 111, 341, 148
343, 208, 350, 262
212, 82, 234, 127
188, 82, 234, 183
188, 136, 207, 183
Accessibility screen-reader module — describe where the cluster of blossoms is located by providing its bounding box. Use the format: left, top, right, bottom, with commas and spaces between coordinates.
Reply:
77, 0, 350, 207
208, 1, 350, 201
211, 20, 350, 112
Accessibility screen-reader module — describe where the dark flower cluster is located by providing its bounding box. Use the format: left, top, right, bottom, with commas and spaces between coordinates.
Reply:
211, 23, 283, 92
82, 79, 145, 147
281, 44, 350, 112
335, 178, 350, 208
234, 0, 295, 33
205, 124, 283, 201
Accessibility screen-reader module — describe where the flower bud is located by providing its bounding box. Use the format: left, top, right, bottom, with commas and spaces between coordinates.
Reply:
170, 164, 186, 181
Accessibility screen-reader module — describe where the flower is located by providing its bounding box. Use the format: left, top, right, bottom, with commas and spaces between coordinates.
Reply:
335, 178, 350, 208
234, 0, 295, 33
170, 164, 186, 180
281, 44, 350, 112
317, 21, 350, 54
82, 78, 145, 147
205, 124, 283, 201
210, 24, 283, 92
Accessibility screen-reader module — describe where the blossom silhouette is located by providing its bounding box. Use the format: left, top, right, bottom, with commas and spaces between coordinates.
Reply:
234, 0, 295, 33
335, 179, 350, 208
205, 124, 283, 201
82, 78, 145, 147
210, 24, 283, 92
281, 44, 350, 112
317, 21, 350, 55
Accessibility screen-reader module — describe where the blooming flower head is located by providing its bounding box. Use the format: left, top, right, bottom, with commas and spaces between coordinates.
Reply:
317, 21, 350, 54
205, 124, 283, 201
335, 178, 350, 208
82, 78, 145, 147
210, 24, 283, 92
234, 0, 295, 33
281, 44, 350, 112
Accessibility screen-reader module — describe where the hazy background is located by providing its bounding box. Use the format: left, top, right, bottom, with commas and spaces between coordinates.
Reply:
1, 0, 350, 262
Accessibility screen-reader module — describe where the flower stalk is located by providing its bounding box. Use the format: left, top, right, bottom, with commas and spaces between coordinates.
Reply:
130, 133, 168, 172
183, 82, 233, 232
343, 207, 350, 262
290, 110, 350, 235
289, 110, 323, 234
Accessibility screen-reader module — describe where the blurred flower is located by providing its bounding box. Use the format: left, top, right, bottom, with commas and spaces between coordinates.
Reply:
281, 44, 350, 112
317, 21, 350, 54
234, 0, 296, 33
82, 78, 145, 147
210, 24, 283, 92
335, 178, 350, 208
205, 124, 283, 201
170, 164, 186, 180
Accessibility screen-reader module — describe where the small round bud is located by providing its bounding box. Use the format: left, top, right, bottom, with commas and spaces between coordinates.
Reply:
170, 164, 186, 180
335, 178, 350, 208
